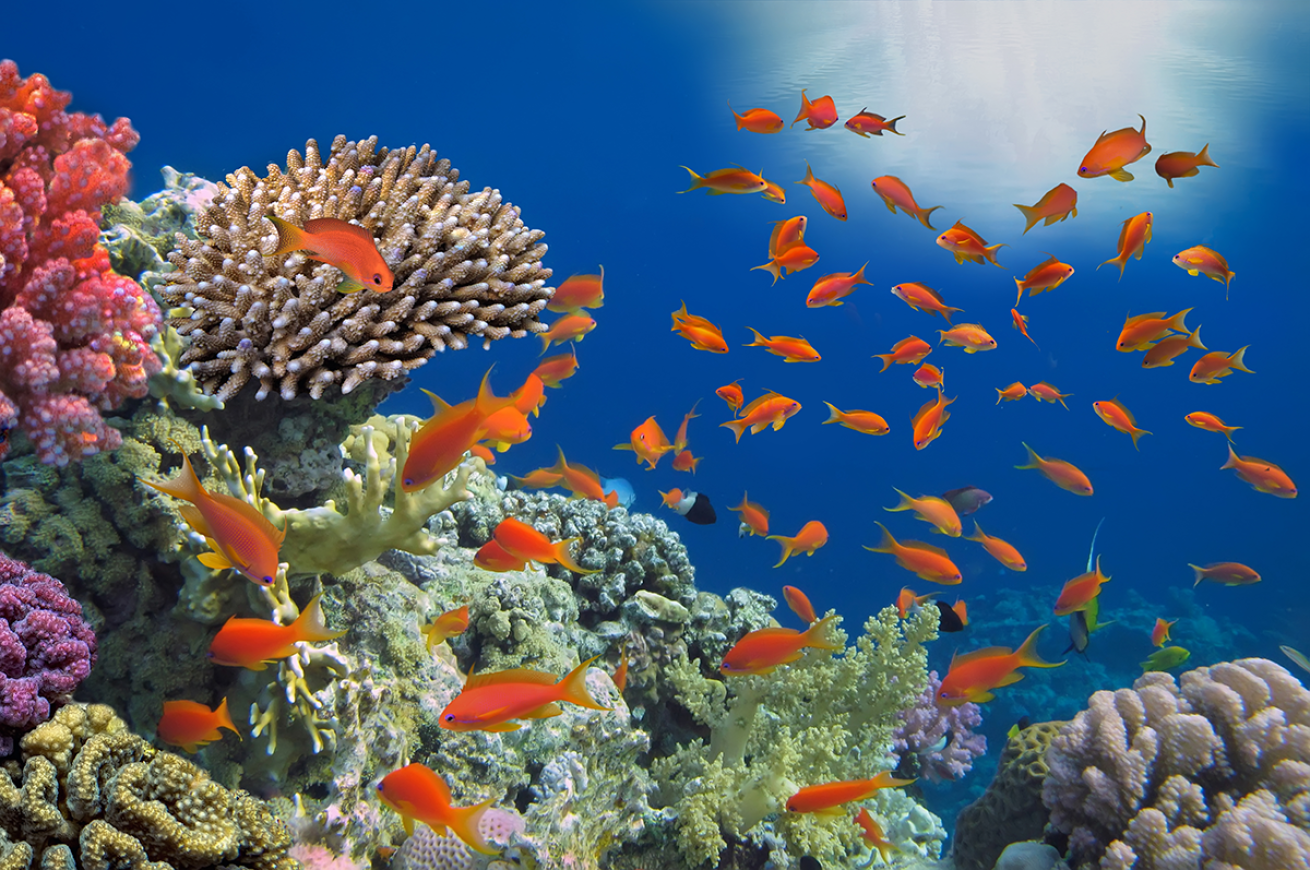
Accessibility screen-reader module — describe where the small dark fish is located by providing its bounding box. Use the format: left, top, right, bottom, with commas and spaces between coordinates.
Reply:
933, 600, 966, 632
669, 490, 717, 525
1006, 715, 1032, 739
941, 486, 992, 515
1064, 609, 1090, 655
800, 858, 823, 870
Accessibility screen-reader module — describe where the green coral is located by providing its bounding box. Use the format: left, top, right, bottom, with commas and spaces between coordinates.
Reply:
651, 606, 938, 868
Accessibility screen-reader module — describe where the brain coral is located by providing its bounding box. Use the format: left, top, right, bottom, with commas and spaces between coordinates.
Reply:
158, 135, 554, 401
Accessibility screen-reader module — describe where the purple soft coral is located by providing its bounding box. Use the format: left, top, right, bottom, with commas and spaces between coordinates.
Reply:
893, 670, 987, 783
0, 550, 97, 753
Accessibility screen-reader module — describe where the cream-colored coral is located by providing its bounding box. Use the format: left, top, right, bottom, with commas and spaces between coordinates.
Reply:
158, 135, 554, 401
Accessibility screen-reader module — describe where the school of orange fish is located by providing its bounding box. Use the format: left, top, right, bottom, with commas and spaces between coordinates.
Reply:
139, 90, 1294, 856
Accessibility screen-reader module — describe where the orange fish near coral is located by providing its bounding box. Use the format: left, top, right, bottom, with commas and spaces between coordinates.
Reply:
157, 698, 240, 754
1099, 212, 1153, 280
783, 586, 818, 624
896, 587, 936, 619
865, 522, 962, 585
729, 492, 770, 537
403, 370, 515, 492
874, 336, 932, 373
1151, 618, 1177, 647
716, 380, 745, 414
547, 447, 616, 506
377, 764, 495, 852
744, 328, 821, 363
796, 162, 847, 221
493, 517, 597, 574
884, 489, 961, 537
1077, 114, 1151, 181
1155, 144, 1218, 188
823, 403, 890, 436
533, 349, 579, 388
720, 392, 802, 442
729, 102, 784, 134
267, 215, 393, 294
1185, 411, 1241, 441
1054, 556, 1112, 616
845, 109, 905, 137
1142, 327, 1205, 369
422, 605, 470, 651
1190, 561, 1261, 586
678, 165, 767, 195
1173, 245, 1235, 298
473, 539, 527, 573
937, 625, 1063, 706
786, 772, 916, 814
1190, 348, 1253, 385
854, 808, 898, 864
793, 90, 838, 130
938, 324, 997, 354
806, 264, 872, 307
870, 176, 942, 230
721, 616, 840, 676
547, 267, 604, 314
767, 520, 829, 568
539, 314, 596, 353
1221, 445, 1296, 498
911, 389, 955, 451
1013, 184, 1078, 234
1029, 382, 1072, 410
1016, 443, 1093, 495
208, 594, 347, 670
891, 283, 963, 324
937, 221, 1005, 267
996, 382, 1027, 404
140, 448, 286, 587
439, 656, 610, 731
966, 522, 1026, 572
615, 416, 675, 470
1093, 398, 1152, 450
1014, 254, 1074, 304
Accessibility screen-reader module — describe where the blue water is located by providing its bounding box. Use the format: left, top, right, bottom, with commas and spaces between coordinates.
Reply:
8, 0, 1309, 835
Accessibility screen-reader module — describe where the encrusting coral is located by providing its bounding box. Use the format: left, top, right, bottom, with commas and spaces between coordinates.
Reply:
157, 135, 554, 402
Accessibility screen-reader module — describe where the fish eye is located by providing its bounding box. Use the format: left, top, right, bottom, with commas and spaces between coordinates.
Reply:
443, 714, 455, 722
263, 576, 274, 585
373, 273, 383, 283
404, 477, 414, 487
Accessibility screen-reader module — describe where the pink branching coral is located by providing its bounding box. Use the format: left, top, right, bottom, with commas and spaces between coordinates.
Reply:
893, 669, 987, 782
0, 59, 162, 465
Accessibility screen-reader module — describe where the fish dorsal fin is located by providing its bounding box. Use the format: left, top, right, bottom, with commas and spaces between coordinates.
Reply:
950, 645, 1013, 668
422, 388, 452, 413
745, 627, 803, 640
303, 218, 377, 244
464, 667, 558, 690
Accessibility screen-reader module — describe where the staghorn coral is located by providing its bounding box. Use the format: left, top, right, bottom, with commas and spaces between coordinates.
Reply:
1041, 657, 1310, 870
158, 134, 554, 402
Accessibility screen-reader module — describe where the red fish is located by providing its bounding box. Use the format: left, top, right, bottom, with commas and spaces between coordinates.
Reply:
508, 468, 563, 490
1013, 254, 1074, 304
845, 109, 905, 137
1173, 245, 1235, 299
1029, 382, 1072, 409
612, 652, 629, 692
547, 267, 604, 314
716, 380, 744, 414
996, 382, 1027, 404
1155, 144, 1218, 188
546, 447, 615, 505
439, 656, 609, 731
678, 165, 767, 195
671, 301, 729, 353
1117, 309, 1192, 353
823, 403, 890, 436
768, 216, 809, 259
267, 215, 393, 294
208, 594, 346, 670
1221, 445, 1296, 498
870, 176, 942, 230
376, 763, 495, 852
865, 522, 961, 585
1151, 618, 1177, 647
1190, 562, 1261, 586
473, 539, 527, 572
854, 807, 898, 864
1077, 114, 1151, 181
721, 616, 840, 676
911, 388, 954, 451
539, 314, 596, 353
937, 625, 1063, 706
493, 517, 597, 573
729, 102, 784, 134
896, 587, 936, 619
1189, 347, 1253, 384
730, 492, 770, 537
422, 605, 470, 651
937, 221, 1005, 267
767, 520, 829, 568
1184, 411, 1240, 441
671, 449, 701, 473
913, 363, 944, 390
615, 416, 675, 470
796, 162, 847, 221
891, 283, 963, 324
1092, 398, 1151, 450
1013, 184, 1078, 234
402, 370, 514, 492
157, 698, 240, 753
533, 349, 579, 388
873, 336, 932, 373
744, 328, 821, 363
720, 392, 802, 442
786, 772, 915, 814
806, 264, 872, 308
1054, 556, 1112, 616
1142, 327, 1205, 369
966, 522, 1026, 571
751, 243, 821, 285
793, 90, 838, 130
1016, 443, 1092, 495
1098, 212, 1153, 280
783, 585, 818, 624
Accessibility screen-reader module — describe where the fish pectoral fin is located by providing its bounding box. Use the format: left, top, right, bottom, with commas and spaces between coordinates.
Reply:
1187, 269, 1200, 276
484, 722, 522, 732
1109, 169, 1135, 182
813, 805, 847, 817
973, 691, 996, 702
996, 671, 1027, 687
335, 277, 366, 294
522, 702, 563, 719
197, 551, 233, 570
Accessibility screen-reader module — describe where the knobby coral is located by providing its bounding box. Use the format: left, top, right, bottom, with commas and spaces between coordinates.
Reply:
158, 134, 554, 402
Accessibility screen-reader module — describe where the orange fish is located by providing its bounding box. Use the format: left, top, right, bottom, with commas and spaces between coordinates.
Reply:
1013, 183, 1078, 234
721, 615, 840, 676
767, 520, 829, 568
896, 587, 936, 619
730, 492, 770, 537
865, 522, 962, 585
403, 370, 515, 492
1142, 327, 1205, 368
615, 416, 675, 470
508, 468, 564, 490
1077, 114, 1151, 181
1155, 144, 1218, 188
1116, 309, 1192, 352
937, 625, 1063, 706
533, 349, 579, 388
439, 655, 609, 731
783, 585, 818, 624
479, 406, 531, 451
716, 380, 745, 414
966, 522, 1026, 571
845, 109, 905, 137
376, 764, 495, 852
913, 363, 944, 390
823, 403, 890, 436
267, 215, 393, 294
140, 447, 286, 587
539, 314, 596, 353
422, 605, 470, 651
1098, 211, 1153, 280
884, 488, 961, 537
936, 221, 1005, 267
720, 392, 802, 442
470, 444, 496, 465
1185, 411, 1241, 441
1190, 561, 1261, 587
873, 336, 932, 372
1016, 443, 1092, 495
1093, 398, 1151, 450
796, 162, 847, 221
729, 102, 784, 134
1151, 618, 1177, 647
1054, 555, 1112, 616
870, 176, 942, 230
996, 382, 1028, 404
1013, 254, 1075, 304
671, 450, 701, 473
678, 164, 767, 195
1221, 444, 1296, 498
546, 448, 618, 506
493, 517, 597, 574
854, 807, 898, 864
759, 177, 787, 204
157, 698, 240, 753
659, 488, 685, 510
671, 301, 729, 353
768, 216, 809, 259
751, 243, 821, 285
1173, 245, 1235, 298
547, 266, 604, 314
1190, 347, 1253, 384
890, 283, 963, 324
911, 388, 955, 451
938, 323, 997, 353
612, 652, 629, 692
792, 90, 838, 130
511, 373, 546, 418
744, 328, 821, 363
208, 594, 347, 670
786, 772, 915, 815
806, 264, 872, 307
473, 539, 527, 572
1029, 382, 1072, 410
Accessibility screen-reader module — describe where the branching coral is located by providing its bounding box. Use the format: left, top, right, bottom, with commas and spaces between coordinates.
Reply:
157, 134, 554, 401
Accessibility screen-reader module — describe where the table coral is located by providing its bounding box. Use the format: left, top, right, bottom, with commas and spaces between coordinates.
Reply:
0, 60, 162, 466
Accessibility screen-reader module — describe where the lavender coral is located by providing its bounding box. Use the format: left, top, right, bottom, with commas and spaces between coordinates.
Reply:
893, 669, 987, 783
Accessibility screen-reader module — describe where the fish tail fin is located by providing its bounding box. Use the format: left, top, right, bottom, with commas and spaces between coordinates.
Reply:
864, 521, 897, 555
873, 353, 894, 373
1016, 624, 1063, 668
749, 259, 783, 285
792, 89, 811, 126
965, 521, 986, 543
556, 655, 612, 711
1188, 563, 1206, 587
552, 538, 597, 575
1197, 143, 1219, 168
1013, 276, 1026, 304
943, 306, 964, 326
448, 797, 498, 855
1229, 346, 1254, 373
1189, 326, 1207, 350
719, 418, 749, 443
1166, 308, 1193, 334
1221, 443, 1240, 470
139, 448, 205, 503
214, 696, 241, 737
266, 214, 306, 256
887, 115, 906, 135
677, 166, 704, 194
1014, 442, 1042, 470
883, 487, 915, 514
744, 326, 767, 347
1097, 255, 1127, 280
292, 594, 348, 643
822, 402, 845, 425
986, 243, 1006, 266
728, 100, 745, 130
1014, 203, 1040, 235
916, 205, 943, 231
1129, 427, 1151, 450
799, 161, 816, 185
765, 534, 796, 568
801, 615, 843, 652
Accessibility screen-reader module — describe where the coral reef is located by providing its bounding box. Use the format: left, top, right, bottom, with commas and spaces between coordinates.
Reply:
0, 60, 163, 466
100, 165, 219, 281
1042, 657, 1310, 870
157, 134, 554, 402
893, 669, 987, 783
